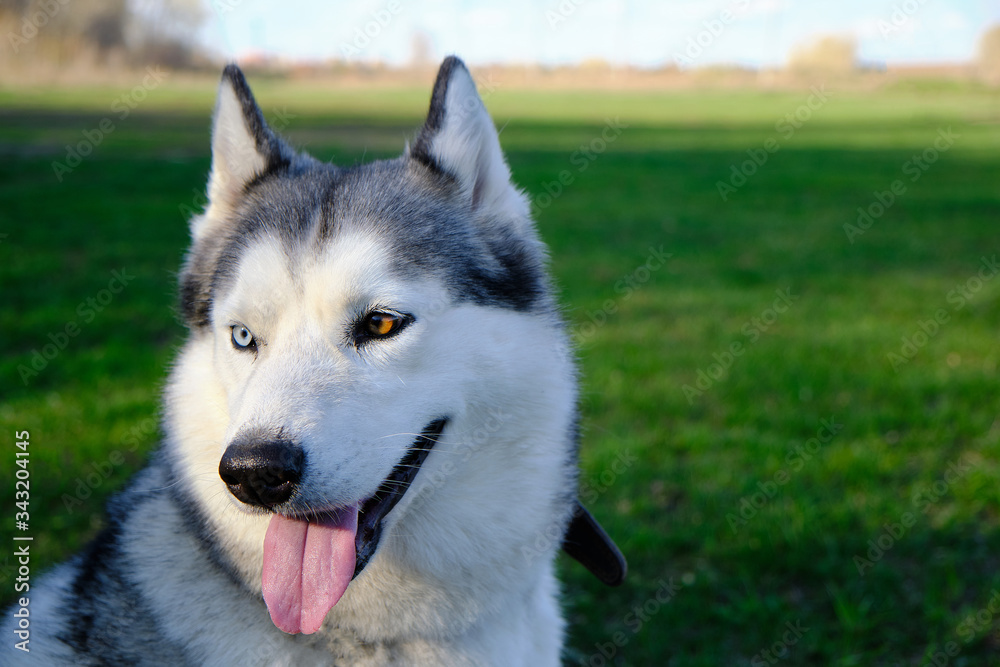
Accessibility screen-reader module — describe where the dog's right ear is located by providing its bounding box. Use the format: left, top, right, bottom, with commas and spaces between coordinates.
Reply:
196, 64, 292, 241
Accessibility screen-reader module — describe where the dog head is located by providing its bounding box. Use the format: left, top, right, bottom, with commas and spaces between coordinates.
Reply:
167, 57, 579, 638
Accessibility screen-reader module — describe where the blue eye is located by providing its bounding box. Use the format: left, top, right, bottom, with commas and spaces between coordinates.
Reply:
231, 325, 256, 351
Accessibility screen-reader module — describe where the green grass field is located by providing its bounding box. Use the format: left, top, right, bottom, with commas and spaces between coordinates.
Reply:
2, 73, 1000, 664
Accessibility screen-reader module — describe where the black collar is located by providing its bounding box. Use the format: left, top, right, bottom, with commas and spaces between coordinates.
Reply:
562, 501, 627, 586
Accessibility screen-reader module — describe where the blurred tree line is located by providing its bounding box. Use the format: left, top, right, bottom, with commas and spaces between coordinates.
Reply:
2, 0, 999, 84
1, 0, 206, 70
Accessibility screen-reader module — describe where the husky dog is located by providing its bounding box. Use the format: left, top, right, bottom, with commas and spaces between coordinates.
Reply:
4, 56, 623, 665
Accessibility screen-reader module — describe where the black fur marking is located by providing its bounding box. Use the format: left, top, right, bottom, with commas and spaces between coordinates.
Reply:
164, 464, 259, 597
58, 470, 191, 665
467, 227, 545, 310
316, 174, 341, 243
179, 271, 210, 328
61, 519, 125, 656
410, 55, 462, 172
180, 234, 227, 331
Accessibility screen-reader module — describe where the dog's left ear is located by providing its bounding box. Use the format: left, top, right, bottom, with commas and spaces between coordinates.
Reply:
180, 65, 298, 330
411, 57, 517, 213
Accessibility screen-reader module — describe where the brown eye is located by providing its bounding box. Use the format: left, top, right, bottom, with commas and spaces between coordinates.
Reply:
354, 310, 413, 347
364, 311, 407, 338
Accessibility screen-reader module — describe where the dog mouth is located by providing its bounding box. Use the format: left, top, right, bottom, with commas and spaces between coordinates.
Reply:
261, 418, 448, 634
353, 418, 449, 575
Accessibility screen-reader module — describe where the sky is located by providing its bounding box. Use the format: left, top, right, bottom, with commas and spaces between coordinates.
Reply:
198, 0, 1000, 69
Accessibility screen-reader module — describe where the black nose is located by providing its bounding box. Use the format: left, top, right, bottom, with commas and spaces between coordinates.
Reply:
218, 438, 304, 508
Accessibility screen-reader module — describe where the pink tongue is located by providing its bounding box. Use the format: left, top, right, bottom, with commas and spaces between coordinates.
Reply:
261, 505, 358, 634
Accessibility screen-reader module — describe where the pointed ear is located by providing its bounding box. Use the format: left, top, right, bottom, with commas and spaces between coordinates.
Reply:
410, 57, 518, 212
197, 64, 292, 240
